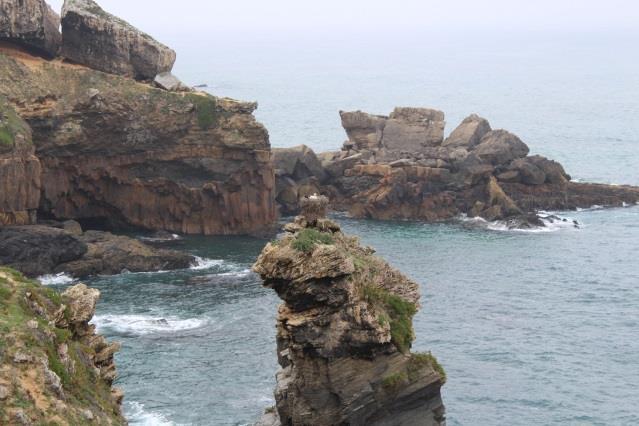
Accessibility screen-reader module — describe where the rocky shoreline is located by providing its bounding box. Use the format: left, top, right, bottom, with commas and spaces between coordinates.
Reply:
274, 108, 639, 228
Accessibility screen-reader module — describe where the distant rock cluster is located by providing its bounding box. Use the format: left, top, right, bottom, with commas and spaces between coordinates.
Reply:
274, 108, 639, 226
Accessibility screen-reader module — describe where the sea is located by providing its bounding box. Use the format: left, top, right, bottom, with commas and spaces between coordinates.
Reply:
40, 32, 639, 425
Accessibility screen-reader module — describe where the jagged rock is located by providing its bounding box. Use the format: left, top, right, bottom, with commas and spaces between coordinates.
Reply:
474, 130, 530, 166
0, 49, 276, 235
0, 0, 61, 58
0, 270, 124, 424
0, 98, 41, 226
61, 0, 176, 79
154, 72, 192, 92
383, 107, 445, 152
443, 114, 491, 149
272, 145, 327, 182
508, 157, 546, 185
339, 110, 386, 150
526, 155, 570, 184
254, 199, 445, 425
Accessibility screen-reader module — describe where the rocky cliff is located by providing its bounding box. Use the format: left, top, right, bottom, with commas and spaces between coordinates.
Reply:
0, 0, 61, 58
275, 109, 639, 227
254, 196, 445, 426
0, 268, 124, 425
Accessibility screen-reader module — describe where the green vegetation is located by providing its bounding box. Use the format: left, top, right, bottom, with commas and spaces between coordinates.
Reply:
409, 352, 447, 384
0, 126, 13, 147
363, 285, 417, 353
291, 228, 334, 253
187, 94, 219, 129
381, 372, 408, 391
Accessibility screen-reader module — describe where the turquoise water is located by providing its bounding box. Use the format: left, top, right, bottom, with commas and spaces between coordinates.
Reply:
45, 34, 639, 425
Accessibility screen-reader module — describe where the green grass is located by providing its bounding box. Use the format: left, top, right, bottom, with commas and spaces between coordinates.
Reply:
363, 285, 417, 353
381, 372, 408, 391
187, 94, 219, 129
0, 126, 13, 146
291, 228, 334, 253
410, 352, 446, 384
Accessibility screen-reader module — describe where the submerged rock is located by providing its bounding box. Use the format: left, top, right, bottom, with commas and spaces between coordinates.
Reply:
0, 269, 125, 424
254, 197, 446, 425
0, 0, 61, 58
61, 0, 176, 79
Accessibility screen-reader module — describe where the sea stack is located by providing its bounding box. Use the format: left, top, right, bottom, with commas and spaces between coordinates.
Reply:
253, 196, 446, 425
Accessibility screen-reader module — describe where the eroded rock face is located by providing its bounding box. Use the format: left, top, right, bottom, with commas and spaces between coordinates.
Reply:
0, 0, 61, 58
61, 0, 176, 79
254, 197, 446, 426
0, 270, 124, 424
0, 98, 41, 226
443, 114, 491, 149
0, 50, 276, 235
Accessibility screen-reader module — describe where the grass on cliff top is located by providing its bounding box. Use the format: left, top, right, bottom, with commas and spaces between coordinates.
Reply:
0, 126, 13, 146
186, 93, 219, 129
0, 268, 123, 425
291, 228, 334, 253
363, 284, 416, 353
381, 352, 446, 393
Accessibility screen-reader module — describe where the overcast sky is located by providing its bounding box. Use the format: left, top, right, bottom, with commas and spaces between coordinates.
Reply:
48, 0, 639, 40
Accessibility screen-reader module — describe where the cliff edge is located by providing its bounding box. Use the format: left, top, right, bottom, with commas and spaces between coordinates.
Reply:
253, 196, 445, 425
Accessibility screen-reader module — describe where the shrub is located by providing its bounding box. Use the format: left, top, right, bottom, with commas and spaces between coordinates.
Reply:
363, 285, 416, 353
187, 94, 219, 129
381, 372, 408, 391
0, 126, 13, 147
291, 228, 334, 253
410, 351, 447, 384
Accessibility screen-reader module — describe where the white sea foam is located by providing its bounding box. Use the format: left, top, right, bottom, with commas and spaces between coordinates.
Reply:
190, 256, 224, 270
37, 272, 74, 286
92, 314, 208, 336
126, 401, 175, 426
458, 213, 579, 233
218, 268, 253, 278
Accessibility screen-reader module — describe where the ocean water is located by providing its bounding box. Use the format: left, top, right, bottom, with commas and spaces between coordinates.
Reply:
44, 34, 639, 425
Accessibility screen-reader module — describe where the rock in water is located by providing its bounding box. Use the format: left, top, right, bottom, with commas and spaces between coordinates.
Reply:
0, 269, 125, 424
61, 0, 176, 79
253, 197, 446, 426
0, 98, 41, 226
0, 0, 61, 58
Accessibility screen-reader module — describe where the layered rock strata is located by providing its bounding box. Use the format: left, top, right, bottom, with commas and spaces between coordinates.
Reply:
0, 0, 61, 58
276, 109, 639, 226
0, 48, 276, 235
0, 97, 41, 226
0, 268, 125, 424
254, 196, 446, 425
61, 0, 176, 80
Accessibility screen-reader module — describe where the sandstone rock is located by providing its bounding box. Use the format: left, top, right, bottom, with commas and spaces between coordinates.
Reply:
324, 153, 363, 178
339, 110, 386, 150
272, 145, 327, 182
253, 203, 446, 425
154, 72, 191, 92
443, 114, 491, 149
382, 107, 445, 152
508, 157, 546, 185
473, 130, 529, 165
526, 155, 570, 184
0, 51, 276, 235
0, 0, 61, 57
0, 98, 41, 226
61, 0, 176, 79
61, 284, 99, 324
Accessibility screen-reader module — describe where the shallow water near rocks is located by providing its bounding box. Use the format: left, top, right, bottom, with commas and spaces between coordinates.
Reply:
44, 205, 639, 425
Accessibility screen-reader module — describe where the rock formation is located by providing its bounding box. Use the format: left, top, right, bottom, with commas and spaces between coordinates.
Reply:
254, 196, 446, 425
61, 0, 176, 80
0, 42, 276, 235
0, 268, 125, 425
0, 222, 194, 278
0, 0, 61, 58
0, 97, 41, 226
275, 109, 639, 227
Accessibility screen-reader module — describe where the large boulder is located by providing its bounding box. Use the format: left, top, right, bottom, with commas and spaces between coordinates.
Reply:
339, 110, 386, 150
507, 158, 546, 185
0, 98, 41, 226
382, 107, 445, 152
443, 114, 491, 149
272, 145, 327, 183
527, 155, 570, 184
61, 0, 176, 80
0, 0, 61, 57
473, 130, 529, 166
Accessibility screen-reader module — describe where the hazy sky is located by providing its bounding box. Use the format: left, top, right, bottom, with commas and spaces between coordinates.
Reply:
48, 0, 639, 40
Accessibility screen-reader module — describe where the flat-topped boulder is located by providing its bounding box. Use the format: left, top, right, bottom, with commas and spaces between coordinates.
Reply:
443, 113, 491, 149
0, 0, 61, 57
61, 0, 176, 80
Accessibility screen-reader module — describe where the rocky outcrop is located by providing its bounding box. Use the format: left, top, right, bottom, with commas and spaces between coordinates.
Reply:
61, 0, 176, 80
275, 108, 639, 227
0, 47, 276, 235
0, 97, 41, 226
273, 145, 326, 214
0, 0, 61, 58
254, 196, 446, 426
0, 223, 193, 278
0, 268, 125, 424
